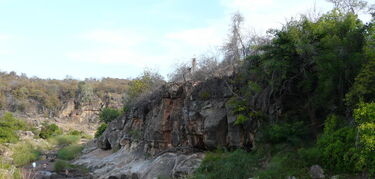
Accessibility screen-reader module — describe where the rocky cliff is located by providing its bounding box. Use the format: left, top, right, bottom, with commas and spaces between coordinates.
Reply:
0, 92, 123, 135
75, 77, 257, 178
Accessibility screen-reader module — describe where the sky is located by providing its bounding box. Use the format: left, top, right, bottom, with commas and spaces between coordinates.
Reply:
0, 0, 373, 80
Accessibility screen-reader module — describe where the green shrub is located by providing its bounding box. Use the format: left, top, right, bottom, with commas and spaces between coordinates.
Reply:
193, 150, 259, 179
95, 123, 108, 138
129, 129, 142, 140
261, 121, 307, 146
99, 108, 121, 123
11, 142, 41, 166
316, 115, 360, 174
39, 123, 63, 139
254, 151, 309, 178
68, 130, 82, 136
57, 144, 84, 160
353, 102, 375, 175
0, 112, 27, 143
53, 159, 73, 172
53, 159, 89, 174
298, 147, 321, 167
50, 135, 80, 146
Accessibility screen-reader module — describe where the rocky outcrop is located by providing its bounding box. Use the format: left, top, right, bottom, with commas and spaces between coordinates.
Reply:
76, 77, 257, 178
0, 92, 123, 135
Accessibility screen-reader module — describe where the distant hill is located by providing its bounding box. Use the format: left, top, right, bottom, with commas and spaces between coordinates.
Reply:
0, 71, 129, 121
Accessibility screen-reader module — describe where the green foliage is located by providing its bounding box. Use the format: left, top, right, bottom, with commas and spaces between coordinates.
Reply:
261, 121, 307, 146
346, 58, 375, 106
68, 130, 83, 136
94, 123, 108, 138
57, 144, 84, 160
124, 69, 164, 106
227, 97, 263, 125
53, 159, 74, 172
99, 108, 121, 123
234, 114, 249, 125
193, 149, 259, 179
53, 159, 89, 174
0, 71, 129, 115
11, 141, 41, 166
129, 129, 142, 140
254, 151, 309, 178
0, 157, 22, 179
317, 125, 358, 173
77, 82, 94, 103
354, 102, 375, 174
0, 112, 27, 143
235, 11, 369, 136
39, 123, 63, 139
50, 135, 80, 146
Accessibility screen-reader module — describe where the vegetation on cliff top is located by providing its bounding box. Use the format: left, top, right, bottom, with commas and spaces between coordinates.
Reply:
193, 0, 374, 178
0, 73, 129, 115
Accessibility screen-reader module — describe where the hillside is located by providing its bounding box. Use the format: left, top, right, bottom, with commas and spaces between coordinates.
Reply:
0, 72, 128, 126
0, 1, 374, 179
75, 8, 375, 179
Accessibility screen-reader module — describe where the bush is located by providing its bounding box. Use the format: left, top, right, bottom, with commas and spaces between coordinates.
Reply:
39, 123, 63, 139
0, 112, 27, 143
50, 135, 80, 146
124, 69, 165, 106
57, 144, 84, 160
353, 102, 375, 175
94, 123, 107, 138
53, 159, 89, 174
316, 115, 360, 174
193, 149, 259, 179
53, 159, 73, 172
11, 141, 41, 166
254, 151, 309, 178
99, 108, 121, 124
68, 130, 82, 136
261, 121, 307, 146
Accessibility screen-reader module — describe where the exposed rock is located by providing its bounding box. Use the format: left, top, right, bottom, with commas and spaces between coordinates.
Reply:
17, 130, 34, 140
76, 77, 257, 178
309, 165, 325, 179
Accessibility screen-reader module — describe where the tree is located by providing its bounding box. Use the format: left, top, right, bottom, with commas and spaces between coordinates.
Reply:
327, 0, 368, 13
222, 12, 246, 72
77, 82, 94, 104
124, 69, 165, 106
99, 108, 121, 123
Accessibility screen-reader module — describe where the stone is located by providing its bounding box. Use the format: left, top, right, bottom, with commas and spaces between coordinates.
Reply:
75, 77, 258, 178
309, 165, 325, 179
17, 130, 34, 140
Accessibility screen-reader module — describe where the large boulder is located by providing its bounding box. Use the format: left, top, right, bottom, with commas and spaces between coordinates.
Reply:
77, 78, 257, 178
309, 165, 325, 179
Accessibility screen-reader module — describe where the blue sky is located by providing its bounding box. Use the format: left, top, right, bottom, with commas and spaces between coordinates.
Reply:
0, 0, 373, 80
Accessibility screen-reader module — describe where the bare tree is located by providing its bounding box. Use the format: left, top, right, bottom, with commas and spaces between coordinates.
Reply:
222, 12, 246, 68
327, 0, 368, 14
369, 3, 375, 17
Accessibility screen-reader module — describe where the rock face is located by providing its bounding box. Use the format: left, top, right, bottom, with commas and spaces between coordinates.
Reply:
0, 93, 123, 135
76, 78, 257, 178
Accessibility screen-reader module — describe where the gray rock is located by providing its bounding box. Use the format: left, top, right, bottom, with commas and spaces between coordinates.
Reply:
76, 77, 258, 178
309, 165, 325, 179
